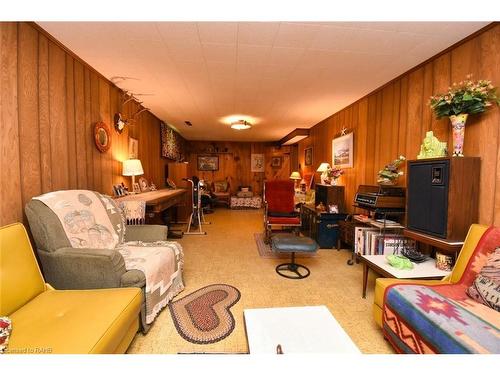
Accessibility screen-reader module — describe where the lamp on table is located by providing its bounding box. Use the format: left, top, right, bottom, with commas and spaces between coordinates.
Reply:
289, 171, 302, 190
316, 163, 331, 185
123, 159, 144, 194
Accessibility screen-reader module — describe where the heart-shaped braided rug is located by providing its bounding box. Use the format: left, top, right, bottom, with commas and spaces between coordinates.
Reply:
168, 284, 241, 344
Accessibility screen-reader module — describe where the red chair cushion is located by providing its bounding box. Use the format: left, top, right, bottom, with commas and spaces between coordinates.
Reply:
265, 180, 295, 213
268, 216, 301, 225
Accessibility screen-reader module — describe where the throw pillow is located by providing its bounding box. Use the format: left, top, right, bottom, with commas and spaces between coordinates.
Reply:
214, 181, 228, 193
466, 247, 500, 311
0, 317, 12, 354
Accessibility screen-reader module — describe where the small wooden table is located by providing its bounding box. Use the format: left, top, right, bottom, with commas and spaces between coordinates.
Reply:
115, 188, 187, 223
359, 254, 450, 298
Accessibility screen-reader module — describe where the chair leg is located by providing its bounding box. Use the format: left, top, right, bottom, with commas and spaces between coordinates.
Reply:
275, 252, 311, 279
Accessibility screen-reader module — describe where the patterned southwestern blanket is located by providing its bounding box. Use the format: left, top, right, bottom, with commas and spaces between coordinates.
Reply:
34, 190, 184, 325
383, 227, 500, 354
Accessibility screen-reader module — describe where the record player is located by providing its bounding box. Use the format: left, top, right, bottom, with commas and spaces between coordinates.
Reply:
354, 185, 405, 209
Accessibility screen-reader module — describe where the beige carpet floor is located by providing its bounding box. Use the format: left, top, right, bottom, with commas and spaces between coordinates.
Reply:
127, 208, 394, 354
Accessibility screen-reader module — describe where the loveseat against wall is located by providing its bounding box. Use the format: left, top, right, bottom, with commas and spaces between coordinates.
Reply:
1, 223, 142, 354
374, 224, 500, 354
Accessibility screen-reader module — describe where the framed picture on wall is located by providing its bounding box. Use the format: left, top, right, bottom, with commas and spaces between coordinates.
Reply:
304, 147, 313, 166
198, 156, 219, 171
251, 154, 264, 172
271, 156, 282, 168
129, 137, 138, 159
332, 132, 354, 168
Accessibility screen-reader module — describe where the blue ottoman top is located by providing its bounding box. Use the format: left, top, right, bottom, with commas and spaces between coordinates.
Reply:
271, 233, 318, 253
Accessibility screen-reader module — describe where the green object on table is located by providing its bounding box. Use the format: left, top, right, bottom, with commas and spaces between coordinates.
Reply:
386, 255, 414, 270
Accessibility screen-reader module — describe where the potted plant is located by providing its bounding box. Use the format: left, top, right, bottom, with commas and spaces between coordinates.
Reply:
429, 76, 499, 157
377, 156, 406, 186
327, 166, 344, 185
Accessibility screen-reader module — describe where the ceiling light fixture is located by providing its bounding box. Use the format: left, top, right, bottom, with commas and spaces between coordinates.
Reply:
279, 128, 310, 146
230, 120, 252, 130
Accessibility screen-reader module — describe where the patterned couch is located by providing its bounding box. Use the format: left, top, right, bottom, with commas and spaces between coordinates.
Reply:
374, 224, 500, 354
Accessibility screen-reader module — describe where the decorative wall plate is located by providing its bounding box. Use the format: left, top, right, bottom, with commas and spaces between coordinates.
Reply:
94, 122, 111, 153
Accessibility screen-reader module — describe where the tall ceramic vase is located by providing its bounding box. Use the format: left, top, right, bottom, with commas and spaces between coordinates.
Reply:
449, 113, 468, 157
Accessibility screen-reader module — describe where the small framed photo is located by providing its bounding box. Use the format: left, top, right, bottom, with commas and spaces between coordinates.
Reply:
271, 156, 282, 168
113, 184, 125, 197
133, 182, 141, 194
197, 155, 219, 171
150, 182, 157, 191
138, 177, 149, 192
304, 147, 313, 166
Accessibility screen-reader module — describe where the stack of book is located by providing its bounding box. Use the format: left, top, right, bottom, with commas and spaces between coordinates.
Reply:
354, 226, 416, 256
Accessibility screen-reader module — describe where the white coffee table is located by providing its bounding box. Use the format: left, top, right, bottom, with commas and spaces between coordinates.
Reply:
243, 305, 360, 354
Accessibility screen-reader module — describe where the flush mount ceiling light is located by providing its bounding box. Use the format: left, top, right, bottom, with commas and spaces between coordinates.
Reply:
230, 120, 252, 130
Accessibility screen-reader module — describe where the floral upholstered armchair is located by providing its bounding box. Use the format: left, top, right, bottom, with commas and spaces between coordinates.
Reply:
211, 178, 231, 207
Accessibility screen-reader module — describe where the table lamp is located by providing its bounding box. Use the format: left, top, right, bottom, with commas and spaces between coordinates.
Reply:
289, 171, 302, 190
123, 159, 144, 193
316, 163, 331, 185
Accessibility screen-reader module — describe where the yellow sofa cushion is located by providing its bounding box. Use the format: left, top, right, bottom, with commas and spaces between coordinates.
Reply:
0, 223, 46, 316
7, 287, 141, 354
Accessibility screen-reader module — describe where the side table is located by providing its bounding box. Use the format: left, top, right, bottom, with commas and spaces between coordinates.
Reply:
358, 254, 450, 298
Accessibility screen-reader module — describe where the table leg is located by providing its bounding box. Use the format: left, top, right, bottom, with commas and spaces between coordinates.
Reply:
362, 263, 368, 299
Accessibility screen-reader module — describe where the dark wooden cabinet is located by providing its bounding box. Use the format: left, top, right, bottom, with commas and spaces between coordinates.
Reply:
301, 204, 347, 249
407, 157, 480, 241
315, 184, 345, 212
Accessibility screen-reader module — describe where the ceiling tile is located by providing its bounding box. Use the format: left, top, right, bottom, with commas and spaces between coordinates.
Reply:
237, 22, 280, 46
197, 22, 238, 44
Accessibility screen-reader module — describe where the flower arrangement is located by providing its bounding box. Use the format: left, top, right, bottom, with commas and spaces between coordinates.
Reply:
377, 156, 406, 185
429, 75, 500, 119
327, 166, 344, 180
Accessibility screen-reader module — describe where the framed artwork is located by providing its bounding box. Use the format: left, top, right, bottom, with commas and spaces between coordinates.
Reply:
271, 156, 282, 168
138, 177, 149, 192
128, 137, 138, 159
197, 156, 219, 171
251, 154, 264, 172
304, 147, 313, 166
161, 122, 184, 161
332, 132, 354, 168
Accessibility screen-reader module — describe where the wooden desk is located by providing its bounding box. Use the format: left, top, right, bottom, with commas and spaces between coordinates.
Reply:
115, 188, 187, 223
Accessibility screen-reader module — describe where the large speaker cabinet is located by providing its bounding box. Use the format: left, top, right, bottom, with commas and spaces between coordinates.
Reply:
407, 157, 480, 241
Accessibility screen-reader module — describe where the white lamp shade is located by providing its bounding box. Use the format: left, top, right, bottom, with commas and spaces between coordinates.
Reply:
316, 163, 331, 172
290, 171, 302, 180
122, 159, 144, 176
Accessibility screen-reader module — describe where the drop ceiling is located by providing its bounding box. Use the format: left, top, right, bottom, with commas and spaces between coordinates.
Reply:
38, 22, 489, 141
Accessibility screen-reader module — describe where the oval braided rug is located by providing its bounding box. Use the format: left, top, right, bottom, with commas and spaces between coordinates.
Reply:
168, 284, 241, 344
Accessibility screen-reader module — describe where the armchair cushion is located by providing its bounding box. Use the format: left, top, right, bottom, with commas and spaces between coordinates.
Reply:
8, 287, 142, 354
124, 224, 168, 242
214, 181, 229, 193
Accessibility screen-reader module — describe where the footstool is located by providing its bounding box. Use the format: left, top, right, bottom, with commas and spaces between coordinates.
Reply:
271, 234, 318, 279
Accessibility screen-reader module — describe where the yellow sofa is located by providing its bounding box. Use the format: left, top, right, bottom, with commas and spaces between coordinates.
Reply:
373, 224, 489, 327
0, 223, 142, 354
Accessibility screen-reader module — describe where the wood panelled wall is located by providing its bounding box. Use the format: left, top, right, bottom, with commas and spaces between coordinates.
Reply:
298, 24, 500, 226
186, 141, 293, 195
0, 22, 182, 226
